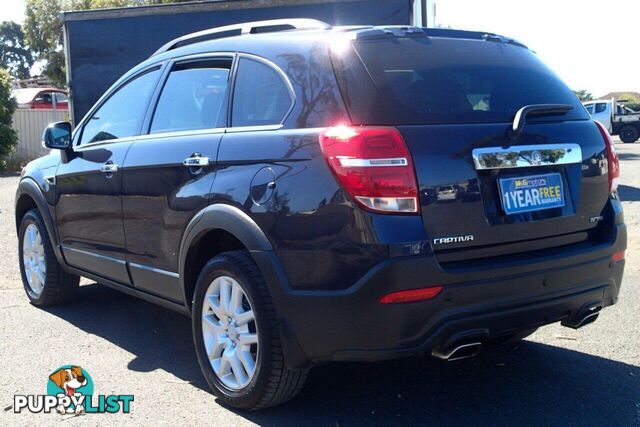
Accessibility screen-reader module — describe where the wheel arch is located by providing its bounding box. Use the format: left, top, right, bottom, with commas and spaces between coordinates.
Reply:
15, 178, 64, 263
179, 203, 309, 368
179, 204, 274, 310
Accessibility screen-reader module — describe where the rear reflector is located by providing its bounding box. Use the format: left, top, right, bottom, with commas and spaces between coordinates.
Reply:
594, 120, 620, 193
611, 251, 625, 262
379, 286, 443, 304
319, 126, 419, 214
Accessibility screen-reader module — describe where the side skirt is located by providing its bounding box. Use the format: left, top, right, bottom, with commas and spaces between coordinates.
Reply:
63, 263, 191, 317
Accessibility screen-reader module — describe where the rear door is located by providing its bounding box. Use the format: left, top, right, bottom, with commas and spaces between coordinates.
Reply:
121, 56, 232, 302
55, 67, 162, 282
332, 33, 610, 256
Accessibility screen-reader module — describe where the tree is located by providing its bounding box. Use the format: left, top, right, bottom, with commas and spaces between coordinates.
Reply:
24, 0, 65, 86
573, 89, 593, 102
0, 22, 34, 79
24, 0, 195, 87
0, 67, 18, 169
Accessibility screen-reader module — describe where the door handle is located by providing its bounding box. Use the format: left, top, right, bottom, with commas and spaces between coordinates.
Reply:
100, 163, 119, 173
183, 156, 210, 167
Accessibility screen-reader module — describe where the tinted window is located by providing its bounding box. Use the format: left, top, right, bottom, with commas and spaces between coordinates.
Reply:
332, 37, 588, 125
583, 104, 594, 114
232, 58, 292, 127
595, 103, 607, 114
80, 68, 160, 144
151, 60, 231, 133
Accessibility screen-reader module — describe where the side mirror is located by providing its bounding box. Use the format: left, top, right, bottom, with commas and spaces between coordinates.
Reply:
43, 121, 72, 150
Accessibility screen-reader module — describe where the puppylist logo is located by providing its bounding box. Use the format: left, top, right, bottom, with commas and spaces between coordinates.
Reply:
13, 365, 134, 415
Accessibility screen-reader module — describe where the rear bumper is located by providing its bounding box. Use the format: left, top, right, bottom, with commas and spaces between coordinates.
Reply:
255, 221, 626, 368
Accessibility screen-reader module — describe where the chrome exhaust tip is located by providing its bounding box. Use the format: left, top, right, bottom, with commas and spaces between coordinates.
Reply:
562, 303, 603, 329
433, 341, 483, 361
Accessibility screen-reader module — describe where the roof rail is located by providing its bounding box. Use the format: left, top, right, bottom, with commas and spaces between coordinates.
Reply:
151, 18, 332, 57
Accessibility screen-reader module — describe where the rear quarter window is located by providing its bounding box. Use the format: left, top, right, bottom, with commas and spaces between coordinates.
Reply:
231, 57, 292, 127
332, 37, 588, 125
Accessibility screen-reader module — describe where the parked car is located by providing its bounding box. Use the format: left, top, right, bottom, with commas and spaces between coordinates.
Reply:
15, 20, 626, 410
12, 88, 69, 110
583, 98, 640, 143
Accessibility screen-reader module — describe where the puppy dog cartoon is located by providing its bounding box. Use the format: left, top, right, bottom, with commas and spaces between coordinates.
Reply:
48, 366, 87, 414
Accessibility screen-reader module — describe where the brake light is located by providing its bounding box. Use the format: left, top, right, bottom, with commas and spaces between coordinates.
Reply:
594, 121, 620, 193
319, 126, 419, 213
380, 286, 443, 304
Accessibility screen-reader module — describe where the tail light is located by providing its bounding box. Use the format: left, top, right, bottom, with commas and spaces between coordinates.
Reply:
594, 121, 620, 192
319, 125, 419, 214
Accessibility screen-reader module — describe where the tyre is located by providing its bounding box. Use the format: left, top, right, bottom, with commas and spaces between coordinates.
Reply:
192, 250, 308, 410
619, 125, 639, 143
18, 209, 80, 306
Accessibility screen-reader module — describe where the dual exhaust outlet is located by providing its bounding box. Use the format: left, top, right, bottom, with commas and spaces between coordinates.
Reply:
432, 302, 603, 361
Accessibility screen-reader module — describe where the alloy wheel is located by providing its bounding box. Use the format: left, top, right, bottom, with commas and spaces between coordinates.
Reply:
201, 275, 259, 390
23, 223, 46, 296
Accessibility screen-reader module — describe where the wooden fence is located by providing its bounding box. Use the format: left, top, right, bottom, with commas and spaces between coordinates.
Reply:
10, 109, 68, 164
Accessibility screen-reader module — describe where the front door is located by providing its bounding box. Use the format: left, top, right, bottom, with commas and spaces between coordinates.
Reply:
55, 67, 162, 283
121, 57, 232, 301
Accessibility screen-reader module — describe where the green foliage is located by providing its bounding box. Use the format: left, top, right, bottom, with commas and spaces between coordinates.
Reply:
0, 68, 18, 169
613, 92, 640, 104
0, 21, 34, 79
573, 90, 593, 102
24, 0, 64, 54
23, 0, 195, 87
42, 50, 66, 88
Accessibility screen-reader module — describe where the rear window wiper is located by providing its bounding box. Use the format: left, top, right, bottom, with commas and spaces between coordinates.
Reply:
510, 104, 574, 138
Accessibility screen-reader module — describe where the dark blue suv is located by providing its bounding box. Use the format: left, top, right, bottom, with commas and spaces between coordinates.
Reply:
15, 19, 626, 409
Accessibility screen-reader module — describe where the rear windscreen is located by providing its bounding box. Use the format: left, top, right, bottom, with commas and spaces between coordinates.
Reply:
331, 37, 589, 125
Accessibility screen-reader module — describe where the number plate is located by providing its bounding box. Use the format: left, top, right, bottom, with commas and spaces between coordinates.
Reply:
499, 173, 564, 215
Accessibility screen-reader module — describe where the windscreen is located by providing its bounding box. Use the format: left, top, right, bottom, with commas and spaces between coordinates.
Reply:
331, 36, 589, 125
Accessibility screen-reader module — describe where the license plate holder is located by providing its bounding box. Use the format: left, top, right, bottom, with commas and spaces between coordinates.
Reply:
499, 173, 564, 215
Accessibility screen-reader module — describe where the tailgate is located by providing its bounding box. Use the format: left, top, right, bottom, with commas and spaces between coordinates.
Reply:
398, 120, 609, 251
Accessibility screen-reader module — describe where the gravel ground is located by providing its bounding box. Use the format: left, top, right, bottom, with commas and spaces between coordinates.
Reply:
0, 140, 638, 426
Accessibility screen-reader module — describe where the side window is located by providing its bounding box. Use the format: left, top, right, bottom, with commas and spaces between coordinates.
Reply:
54, 92, 68, 103
80, 68, 160, 145
151, 59, 231, 134
231, 57, 292, 127
583, 104, 594, 114
34, 92, 52, 104
595, 103, 608, 114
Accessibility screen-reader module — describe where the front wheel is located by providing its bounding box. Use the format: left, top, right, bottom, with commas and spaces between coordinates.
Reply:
619, 125, 639, 143
18, 209, 79, 306
192, 251, 308, 410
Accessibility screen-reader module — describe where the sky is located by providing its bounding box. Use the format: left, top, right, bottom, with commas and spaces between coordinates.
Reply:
436, 0, 640, 97
1, 0, 639, 96
3, 0, 25, 24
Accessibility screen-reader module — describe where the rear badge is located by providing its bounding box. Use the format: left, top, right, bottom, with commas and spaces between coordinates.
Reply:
433, 235, 474, 245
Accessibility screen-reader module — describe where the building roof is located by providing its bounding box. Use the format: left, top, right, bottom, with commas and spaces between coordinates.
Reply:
597, 91, 640, 102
